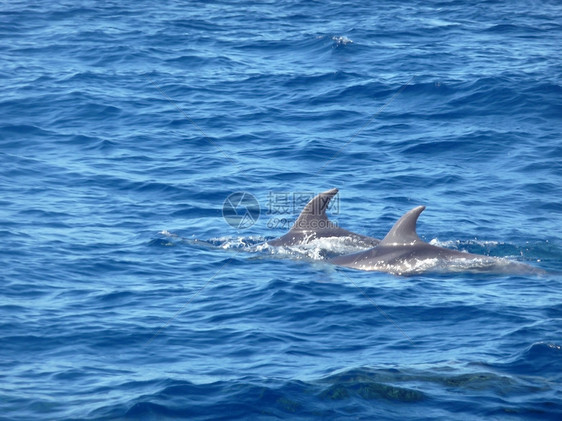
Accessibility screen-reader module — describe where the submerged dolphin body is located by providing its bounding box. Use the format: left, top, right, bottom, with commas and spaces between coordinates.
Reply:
267, 188, 380, 247
330, 205, 543, 275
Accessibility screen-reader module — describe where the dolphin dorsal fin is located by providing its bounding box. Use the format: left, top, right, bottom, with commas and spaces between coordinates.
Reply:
291, 188, 338, 231
380, 206, 426, 245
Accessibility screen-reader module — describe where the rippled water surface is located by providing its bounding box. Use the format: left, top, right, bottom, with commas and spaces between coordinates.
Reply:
1, 1, 561, 419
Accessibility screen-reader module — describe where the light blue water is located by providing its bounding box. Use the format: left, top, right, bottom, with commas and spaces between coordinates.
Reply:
1, 1, 561, 419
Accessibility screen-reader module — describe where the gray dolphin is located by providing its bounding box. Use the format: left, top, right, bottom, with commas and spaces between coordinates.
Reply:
267, 188, 380, 247
330, 205, 543, 275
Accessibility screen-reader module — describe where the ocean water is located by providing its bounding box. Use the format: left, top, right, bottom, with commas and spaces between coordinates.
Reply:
1, 0, 562, 419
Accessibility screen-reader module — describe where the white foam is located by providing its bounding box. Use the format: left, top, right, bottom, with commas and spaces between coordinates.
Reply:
332, 35, 353, 45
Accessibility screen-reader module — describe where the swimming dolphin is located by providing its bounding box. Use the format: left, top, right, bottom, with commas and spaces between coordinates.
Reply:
330, 205, 543, 275
267, 188, 380, 247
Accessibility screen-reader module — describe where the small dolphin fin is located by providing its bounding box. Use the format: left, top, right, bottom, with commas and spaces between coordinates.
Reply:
379, 205, 426, 245
291, 188, 338, 231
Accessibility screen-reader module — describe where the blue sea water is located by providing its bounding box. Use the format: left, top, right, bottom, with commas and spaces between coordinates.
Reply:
1, 0, 562, 419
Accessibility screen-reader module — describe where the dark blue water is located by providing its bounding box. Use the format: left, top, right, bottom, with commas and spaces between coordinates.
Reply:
1, 1, 561, 419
